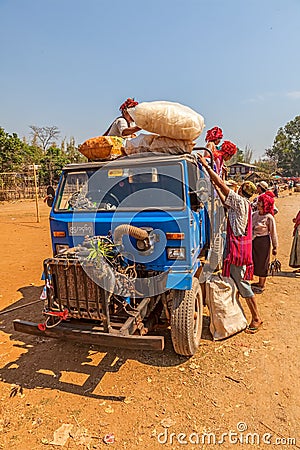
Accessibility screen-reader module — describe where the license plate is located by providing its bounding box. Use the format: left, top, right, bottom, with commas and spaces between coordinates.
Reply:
68, 222, 95, 236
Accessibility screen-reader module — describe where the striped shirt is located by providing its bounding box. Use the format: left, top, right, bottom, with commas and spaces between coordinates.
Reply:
223, 190, 254, 280
224, 190, 249, 236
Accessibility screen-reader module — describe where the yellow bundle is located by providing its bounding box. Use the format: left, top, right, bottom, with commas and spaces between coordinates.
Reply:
79, 136, 124, 160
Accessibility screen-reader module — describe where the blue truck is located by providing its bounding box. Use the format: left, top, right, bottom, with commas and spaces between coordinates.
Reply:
14, 148, 223, 356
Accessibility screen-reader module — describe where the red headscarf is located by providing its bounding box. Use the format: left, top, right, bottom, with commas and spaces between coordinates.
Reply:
221, 140, 237, 157
265, 190, 275, 198
119, 98, 139, 111
258, 193, 275, 216
205, 126, 223, 142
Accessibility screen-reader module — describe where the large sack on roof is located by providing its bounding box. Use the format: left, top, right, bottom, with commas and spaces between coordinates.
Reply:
79, 136, 124, 160
125, 133, 195, 155
129, 101, 205, 140
124, 133, 157, 155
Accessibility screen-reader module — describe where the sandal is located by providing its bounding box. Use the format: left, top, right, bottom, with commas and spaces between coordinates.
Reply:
245, 322, 263, 334
252, 286, 264, 294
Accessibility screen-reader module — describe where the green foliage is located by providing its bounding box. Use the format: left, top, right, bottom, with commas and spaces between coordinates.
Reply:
0, 127, 35, 172
266, 116, 300, 176
253, 158, 277, 176
87, 239, 115, 269
0, 127, 87, 186
39, 145, 71, 185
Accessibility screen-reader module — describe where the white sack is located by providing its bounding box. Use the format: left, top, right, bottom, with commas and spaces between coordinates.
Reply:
125, 133, 195, 155
150, 136, 195, 154
129, 101, 205, 140
125, 133, 156, 155
205, 274, 247, 341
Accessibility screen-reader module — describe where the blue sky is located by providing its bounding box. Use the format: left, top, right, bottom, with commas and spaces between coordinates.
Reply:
1, 0, 300, 160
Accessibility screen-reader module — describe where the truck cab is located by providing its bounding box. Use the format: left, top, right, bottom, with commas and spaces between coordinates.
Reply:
14, 150, 223, 356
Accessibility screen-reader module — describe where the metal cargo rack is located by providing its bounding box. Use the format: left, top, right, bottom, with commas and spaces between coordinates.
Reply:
13, 257, 164, 351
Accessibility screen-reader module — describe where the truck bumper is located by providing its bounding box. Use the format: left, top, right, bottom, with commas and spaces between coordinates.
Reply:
13, 319, 164, 351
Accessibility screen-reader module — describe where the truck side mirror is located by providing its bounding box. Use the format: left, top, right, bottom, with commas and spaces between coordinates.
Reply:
194, 179, 210, 203
44, 186, 56, 207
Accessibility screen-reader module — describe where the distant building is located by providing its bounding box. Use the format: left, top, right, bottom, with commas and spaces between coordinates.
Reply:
228, 162, 257, 180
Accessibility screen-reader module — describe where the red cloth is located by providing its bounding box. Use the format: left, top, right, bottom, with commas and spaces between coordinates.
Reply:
119, 98, 139, 111
258, 193, 275, 216
265, 190, 275, 198
222, 204, 254, 280
205, 126, 223, 142
293, 210, 300, 236
221, 140, 237, 156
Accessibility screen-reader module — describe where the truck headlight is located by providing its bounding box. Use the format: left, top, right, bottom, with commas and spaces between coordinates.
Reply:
55, 244, 69, 255
167, 247, 186, 260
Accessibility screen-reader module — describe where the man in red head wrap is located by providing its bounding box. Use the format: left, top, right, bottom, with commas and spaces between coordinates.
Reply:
103, 98, 141, 137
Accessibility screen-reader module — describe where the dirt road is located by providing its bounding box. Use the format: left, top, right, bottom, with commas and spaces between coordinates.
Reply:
0, 194, 299, 449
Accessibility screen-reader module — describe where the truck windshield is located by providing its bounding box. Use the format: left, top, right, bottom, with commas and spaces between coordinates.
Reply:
55, 163, 185, 211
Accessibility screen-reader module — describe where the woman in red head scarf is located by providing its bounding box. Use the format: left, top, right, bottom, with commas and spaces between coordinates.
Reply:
103, 98, 141, 137
204, 126, 223, 173
205, 126, 223, 144
251, 193, 278, 293
213, 139, 237, 179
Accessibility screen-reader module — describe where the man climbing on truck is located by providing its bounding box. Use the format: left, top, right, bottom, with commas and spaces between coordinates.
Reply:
198, 153, 263, 334
103, 97, 142, 138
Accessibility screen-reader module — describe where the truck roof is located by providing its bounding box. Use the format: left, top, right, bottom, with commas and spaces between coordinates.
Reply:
62, 152, 201, 171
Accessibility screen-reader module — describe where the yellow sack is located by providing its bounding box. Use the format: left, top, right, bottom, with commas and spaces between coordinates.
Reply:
79, 136, 124, 160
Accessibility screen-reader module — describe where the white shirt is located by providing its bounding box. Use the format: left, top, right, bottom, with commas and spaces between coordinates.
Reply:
108, 117, 135, 137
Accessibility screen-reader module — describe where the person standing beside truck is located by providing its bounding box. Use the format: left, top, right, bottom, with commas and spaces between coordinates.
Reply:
198, 154, 263, 333
251, 193, 278, 293
289, 209, 300, 273
103, 98, 142, 138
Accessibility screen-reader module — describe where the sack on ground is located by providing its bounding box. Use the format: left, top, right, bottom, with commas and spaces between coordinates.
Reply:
125, 133, 195, 155
79, 136, 124, 160
205, 274, 247, 340
129, 101, 205, 141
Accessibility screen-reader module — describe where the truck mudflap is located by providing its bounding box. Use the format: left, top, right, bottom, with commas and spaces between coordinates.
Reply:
13, 319, 164, 351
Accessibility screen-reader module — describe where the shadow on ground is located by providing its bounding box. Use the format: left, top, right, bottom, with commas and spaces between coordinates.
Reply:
0, 285, 212, 401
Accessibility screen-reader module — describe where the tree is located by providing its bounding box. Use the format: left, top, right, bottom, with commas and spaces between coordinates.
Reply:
29, 126, 60, 152
64, 137, 87, 163
229, 147, 244, 164
0, 127, 41, 172
39, 145, 70, 185
266, 116, 300, 176
244, 145, 253, 164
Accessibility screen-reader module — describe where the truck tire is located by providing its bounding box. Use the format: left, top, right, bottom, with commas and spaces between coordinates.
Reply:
170, 277, 203, 356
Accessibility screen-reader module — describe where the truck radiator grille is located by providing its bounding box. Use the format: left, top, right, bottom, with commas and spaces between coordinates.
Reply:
44, 258, 108, 321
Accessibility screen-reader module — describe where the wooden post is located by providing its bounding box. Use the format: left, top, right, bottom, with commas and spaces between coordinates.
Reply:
33, 164, 40, 223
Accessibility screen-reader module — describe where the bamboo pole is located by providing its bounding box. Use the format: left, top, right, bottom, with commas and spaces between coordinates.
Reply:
33, 164, 40, 223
